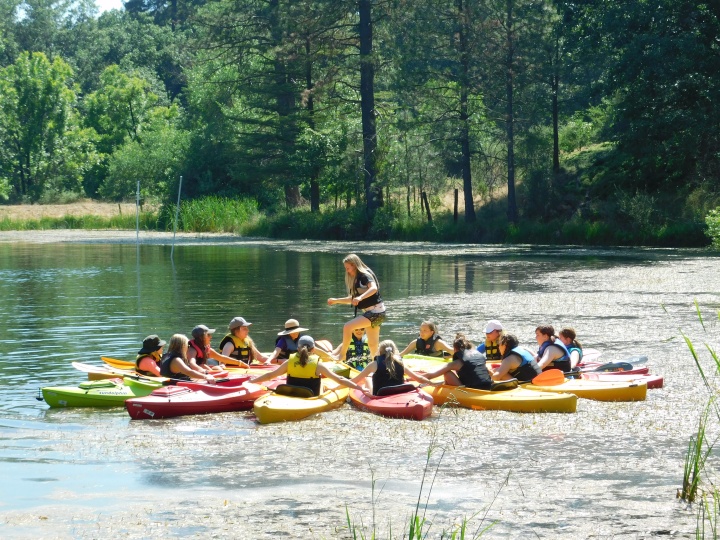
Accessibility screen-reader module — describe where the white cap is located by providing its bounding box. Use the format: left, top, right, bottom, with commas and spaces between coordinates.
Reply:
484, 320, 503, 333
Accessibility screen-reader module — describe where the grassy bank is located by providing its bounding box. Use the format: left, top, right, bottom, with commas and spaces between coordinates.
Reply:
0, 196, 711, 247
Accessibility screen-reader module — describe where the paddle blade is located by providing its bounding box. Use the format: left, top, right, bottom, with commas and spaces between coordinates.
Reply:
532, 369, 566, 386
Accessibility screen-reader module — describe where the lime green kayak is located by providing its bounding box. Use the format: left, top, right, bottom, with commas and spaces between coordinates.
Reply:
41, 377, 163, 408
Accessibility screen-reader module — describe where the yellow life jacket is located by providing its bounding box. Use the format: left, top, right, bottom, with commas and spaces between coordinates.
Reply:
287, 353, 320, 379
219, 333, 252, 363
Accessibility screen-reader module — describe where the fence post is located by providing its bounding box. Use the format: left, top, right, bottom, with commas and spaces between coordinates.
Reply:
171, 176, 183, 259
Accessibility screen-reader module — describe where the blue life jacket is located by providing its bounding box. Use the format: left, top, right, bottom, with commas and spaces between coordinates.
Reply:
537, 339, 570, 365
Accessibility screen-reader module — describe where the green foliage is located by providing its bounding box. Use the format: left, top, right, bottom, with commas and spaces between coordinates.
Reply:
0, 51, 100, 203
705, 209, 720, 250
168, 196, 261, 234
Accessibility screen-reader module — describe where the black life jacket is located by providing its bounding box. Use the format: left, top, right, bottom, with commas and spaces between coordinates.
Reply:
372, 355, 405, 396
159, 353, 192, 381
455, 349, 493, 390
415, 334, 444, 357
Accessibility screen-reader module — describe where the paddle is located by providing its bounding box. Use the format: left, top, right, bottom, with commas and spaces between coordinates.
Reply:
72, 362, 230, 386
531, 369, 566, 386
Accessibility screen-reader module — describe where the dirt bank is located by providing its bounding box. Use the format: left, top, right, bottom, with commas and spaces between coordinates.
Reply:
0, 200, 147, 220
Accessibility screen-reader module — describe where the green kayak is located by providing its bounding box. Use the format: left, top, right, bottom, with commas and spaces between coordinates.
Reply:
41, 377, 163, 408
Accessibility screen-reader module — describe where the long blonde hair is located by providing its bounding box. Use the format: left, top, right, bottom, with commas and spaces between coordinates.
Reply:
377, 339, 402, 378
343, 254, 379, 297
166, 334, 189, 360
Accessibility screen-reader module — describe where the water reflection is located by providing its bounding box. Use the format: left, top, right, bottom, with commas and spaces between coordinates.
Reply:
0, 239, 717, 536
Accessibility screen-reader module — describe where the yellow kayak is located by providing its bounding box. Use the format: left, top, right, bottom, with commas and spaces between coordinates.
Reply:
523, 379, 647, 402
253, 379, 349, 424
422, 384, 577, 413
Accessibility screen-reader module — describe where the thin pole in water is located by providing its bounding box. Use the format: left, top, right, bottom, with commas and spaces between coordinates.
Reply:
171, 176, 183, 259
136, 180, 140, 245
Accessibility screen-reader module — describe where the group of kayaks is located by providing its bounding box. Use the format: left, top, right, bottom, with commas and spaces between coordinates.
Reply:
38, 348, 663, 422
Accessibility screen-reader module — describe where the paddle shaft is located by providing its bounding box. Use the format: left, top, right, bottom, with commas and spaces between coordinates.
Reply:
71, 362, 222, 386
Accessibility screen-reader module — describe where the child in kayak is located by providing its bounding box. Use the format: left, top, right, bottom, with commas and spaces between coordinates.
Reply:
535, 325, 571, 372
422, 334, 493, 390
558, 327, 583, 369
265, 319, 309, 364
399, 321, 454, 358
490, 333, 542, 383
160, 334, 217, 383
341, 327, 372, 370
476, 319, 503, 361
219, 317, 268, 366
135, 334, 166, 377
249, 336, 371, 397
352, 340, 437, 396
187, 324, 243, 372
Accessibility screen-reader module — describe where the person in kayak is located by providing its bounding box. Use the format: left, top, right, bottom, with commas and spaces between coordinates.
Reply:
422, 334, 493, 390
160, 334, 217, 383
219, 317, 268, 366
266, 319, 309, 364
352, 340, 438, 395
398, 321, 454, 358
328, 254, 386, 362
476, 319, 503, 361
135, 334, 166, 377
342, 327, 372, 370
558, 327, 583, 369
249, 336, 371, 397
535, 325, 571, 372
187, 324, 244, 371
490, 333, 542, 382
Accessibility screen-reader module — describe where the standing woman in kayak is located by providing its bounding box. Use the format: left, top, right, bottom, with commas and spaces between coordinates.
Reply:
422, 334, 493, 390
249, 336, 371, 397
558, 327, 583, 369
352, 340, 437, 395
328, 254, 386, 362
160, 334, 217, 383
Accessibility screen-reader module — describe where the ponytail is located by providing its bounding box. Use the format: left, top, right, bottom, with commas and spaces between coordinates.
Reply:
377, 339, 402, 378
298, 346, 310, 367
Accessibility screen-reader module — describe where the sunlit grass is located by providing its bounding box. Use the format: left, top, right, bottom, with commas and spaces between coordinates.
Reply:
0, 212, 160, 231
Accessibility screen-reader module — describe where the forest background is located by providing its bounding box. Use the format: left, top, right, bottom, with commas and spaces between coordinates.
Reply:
1, 0, 719, 247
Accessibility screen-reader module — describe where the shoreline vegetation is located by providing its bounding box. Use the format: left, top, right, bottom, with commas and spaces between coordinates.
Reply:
0, 197, 713, 247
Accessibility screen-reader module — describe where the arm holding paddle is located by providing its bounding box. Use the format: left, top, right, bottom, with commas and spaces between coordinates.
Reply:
170, 357, 217, 383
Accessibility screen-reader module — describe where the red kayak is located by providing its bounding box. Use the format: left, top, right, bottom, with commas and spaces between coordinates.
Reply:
579, 364, 649, 376
348, 386, 434, 421
580, 372, 663, 389
125, 382, 270, 419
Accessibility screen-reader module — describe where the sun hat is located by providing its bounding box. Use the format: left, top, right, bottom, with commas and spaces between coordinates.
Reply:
229, 317, 252, 330
297, 335, 315, 350
277, 318, 309, 336
484, 320, 503, 333
138, 335, 166, 355
192, 324, 216, 339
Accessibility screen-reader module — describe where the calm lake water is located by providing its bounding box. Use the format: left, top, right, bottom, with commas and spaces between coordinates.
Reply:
0, 233, 717, 538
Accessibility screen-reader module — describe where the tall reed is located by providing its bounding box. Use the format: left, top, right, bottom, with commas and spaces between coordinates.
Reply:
174, 196, 260, 233
344, 405, 501, 539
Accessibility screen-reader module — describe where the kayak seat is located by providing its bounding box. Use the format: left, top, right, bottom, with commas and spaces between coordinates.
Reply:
490, 379, 519, 392
150, 386, 192, 397
593, 362, 634, 372
274, 384, 314, 398
376, 383, 416, 397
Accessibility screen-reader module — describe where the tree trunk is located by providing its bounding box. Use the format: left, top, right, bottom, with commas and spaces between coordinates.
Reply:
422, 191, 432, 223
359, 0, 382, 215
458, 0, 476, 222
306, 37, 320, 212
552, 34, 560, 175
505, 0, 518, 224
